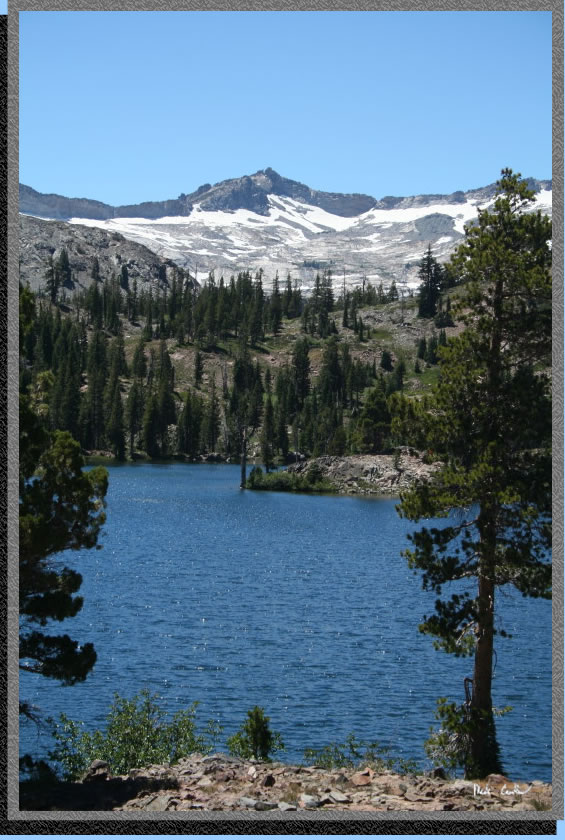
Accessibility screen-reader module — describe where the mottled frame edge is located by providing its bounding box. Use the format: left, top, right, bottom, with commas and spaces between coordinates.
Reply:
1, 5, 9, 832
3, 0, 563, 835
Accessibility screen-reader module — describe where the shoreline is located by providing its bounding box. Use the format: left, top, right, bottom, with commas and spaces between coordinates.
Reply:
20, 753, 552, 813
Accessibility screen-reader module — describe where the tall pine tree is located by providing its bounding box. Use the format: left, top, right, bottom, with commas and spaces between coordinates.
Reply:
395, 170, 552, 778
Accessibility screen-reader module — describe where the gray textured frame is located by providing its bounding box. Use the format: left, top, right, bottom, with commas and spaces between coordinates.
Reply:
6, 1, 563, 833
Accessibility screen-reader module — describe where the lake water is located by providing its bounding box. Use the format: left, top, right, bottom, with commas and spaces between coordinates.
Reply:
20, 463, 552, 781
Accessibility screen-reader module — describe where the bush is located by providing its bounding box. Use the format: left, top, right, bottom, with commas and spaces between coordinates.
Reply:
303, 733, 419, 775
227, 706, 284, 761
424, 697, 511, 777
49, 689, 222, 780
245, 465, 335, 494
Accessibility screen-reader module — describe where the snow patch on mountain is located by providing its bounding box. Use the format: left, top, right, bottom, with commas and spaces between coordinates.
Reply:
43, 180, 553, 293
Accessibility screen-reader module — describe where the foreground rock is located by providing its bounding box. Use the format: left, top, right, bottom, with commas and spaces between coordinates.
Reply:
20, 754, 551, 812
286, 450, 440, 496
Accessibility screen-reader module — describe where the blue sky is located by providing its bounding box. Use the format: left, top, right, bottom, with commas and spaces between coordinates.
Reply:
19, 10, 552, 205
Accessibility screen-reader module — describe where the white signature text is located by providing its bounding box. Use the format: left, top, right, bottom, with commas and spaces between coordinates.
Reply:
473, 782, 532, 797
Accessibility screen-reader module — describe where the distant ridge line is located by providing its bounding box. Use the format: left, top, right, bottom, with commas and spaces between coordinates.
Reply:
19, 170, 552, 223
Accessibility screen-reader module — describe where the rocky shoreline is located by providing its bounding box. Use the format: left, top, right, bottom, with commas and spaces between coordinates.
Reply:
20, 753, 551, 813
285, 450, 440, 496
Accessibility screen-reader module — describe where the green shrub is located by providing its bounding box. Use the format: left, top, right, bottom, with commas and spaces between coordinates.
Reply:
49, 689, 222, 780
424, 697, 511, 777
304, 733, 419, 775
226, 706, 284, 761
245, 465, 335, 494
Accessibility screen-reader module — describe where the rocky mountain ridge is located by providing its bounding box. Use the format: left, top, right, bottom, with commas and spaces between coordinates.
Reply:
19, 168, 377, 221
19, 169, 551, 222
19, 170, 552, 293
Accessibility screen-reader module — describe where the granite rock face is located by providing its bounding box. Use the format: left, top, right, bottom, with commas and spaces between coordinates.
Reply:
286, 451, 441, 496
19, 213, 195, 296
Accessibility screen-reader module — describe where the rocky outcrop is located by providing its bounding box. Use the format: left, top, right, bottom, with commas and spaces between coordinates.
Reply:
20, 754, 552, 812
286, 451, 440, 496
19, 214, 194, 295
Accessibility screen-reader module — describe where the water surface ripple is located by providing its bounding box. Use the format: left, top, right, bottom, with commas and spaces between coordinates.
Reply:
20, 464, 552, 781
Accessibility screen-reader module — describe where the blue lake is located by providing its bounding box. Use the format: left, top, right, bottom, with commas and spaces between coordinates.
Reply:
20, 463, 552, 781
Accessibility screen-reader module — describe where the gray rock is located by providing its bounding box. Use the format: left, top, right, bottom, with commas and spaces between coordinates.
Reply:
298, 793, 320, 808
329, 789, 352, 804
144, 794, 174, 811
238, 796, 258, 808
82, 760, 110, 782
254, 800, 278, 811
89, 760, 110, 770
278, 801, 297, 811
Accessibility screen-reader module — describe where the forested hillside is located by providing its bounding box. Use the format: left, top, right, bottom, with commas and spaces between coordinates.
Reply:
19, 245, 458, 473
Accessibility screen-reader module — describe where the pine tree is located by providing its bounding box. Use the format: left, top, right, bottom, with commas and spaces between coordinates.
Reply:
395, 170, 552, 778
55, 248, 72, 290
80, 329, 107, 450
261, 394, 275, 471
229, 345, 263, 486
342, 293, 349, 329
269, 273, 282, 336
417, 245, 444, 318
120, 263, 129, 291
91, 256, 101, 283
425, 333, 439, 366
45, 256, 58, 304
291, 337, 311, 411
417, 337, 427, 360
142, 390, 161, 458
194, 349, 204, 388
85, 281, 103, 329
19, 394, 108, 711
380, 349, 393, 372
132, 338, 147, 381
275, 401, 289, 461
125, 380, 144, 458
203, 376, 220, 452
106, 379, 125, 460
318, 337, 344, 409
387, 279, 399, 301
177, 390, 203, 458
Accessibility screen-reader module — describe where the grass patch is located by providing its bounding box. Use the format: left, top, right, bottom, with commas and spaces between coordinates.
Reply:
410, 365, 441, 391
531, 799, 551, 811
368, 327, 394, 343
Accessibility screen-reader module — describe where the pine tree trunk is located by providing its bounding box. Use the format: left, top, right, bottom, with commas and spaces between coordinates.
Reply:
464, 274, 506, 779
466, 510, 503, 778
240, 427, 247, 489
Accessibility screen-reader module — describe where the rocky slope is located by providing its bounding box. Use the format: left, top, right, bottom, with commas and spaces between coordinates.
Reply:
19, 214, 194, 296
285, 451, 440, 496
20, 753, 552, 813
